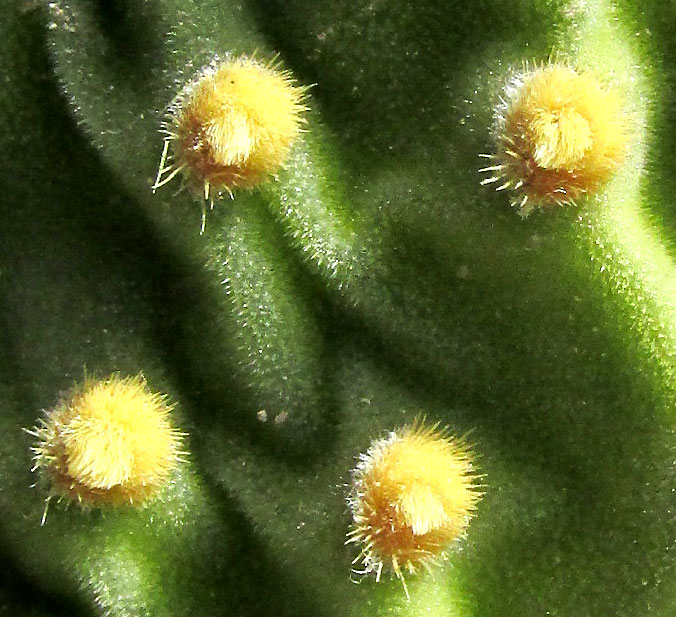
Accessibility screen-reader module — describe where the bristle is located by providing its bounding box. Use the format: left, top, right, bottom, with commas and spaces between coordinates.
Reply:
347, 420, 483, 598
28, 374, 184, 514
481, 62, 627, 216
153, 54, 308, 231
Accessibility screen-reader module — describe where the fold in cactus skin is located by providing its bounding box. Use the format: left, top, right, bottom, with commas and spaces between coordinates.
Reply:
2, 0, 676, 616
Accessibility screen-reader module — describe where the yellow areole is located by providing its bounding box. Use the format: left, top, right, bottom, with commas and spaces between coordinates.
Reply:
347, 421, 482, 599
481, 63, 627, 216
29, 374, 184, 508
153, 54, 308, 230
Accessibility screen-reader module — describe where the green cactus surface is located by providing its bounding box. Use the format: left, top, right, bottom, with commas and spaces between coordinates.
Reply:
2, 0, 676, 616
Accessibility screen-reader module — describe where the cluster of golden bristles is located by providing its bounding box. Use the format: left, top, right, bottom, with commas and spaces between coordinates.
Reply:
347, 421, 483, 599
28, 374, 184, 520
153, 54, 309, 232
481, 62, 627, 216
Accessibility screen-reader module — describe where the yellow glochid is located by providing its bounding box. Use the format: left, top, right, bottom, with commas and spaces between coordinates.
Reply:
480, 62, 627, 216
346, 420, 482, 599
153, 54, 309, 231
28, 374, 184, 518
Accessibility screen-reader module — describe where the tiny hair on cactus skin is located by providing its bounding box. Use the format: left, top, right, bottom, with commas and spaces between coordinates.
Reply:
26, 373, 186, 523
153, 53, 310, 233
346, 419, 483, 600
480, 61, 627, 217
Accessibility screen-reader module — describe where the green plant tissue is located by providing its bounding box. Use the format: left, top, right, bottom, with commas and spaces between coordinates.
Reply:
1, 0, 676, 616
